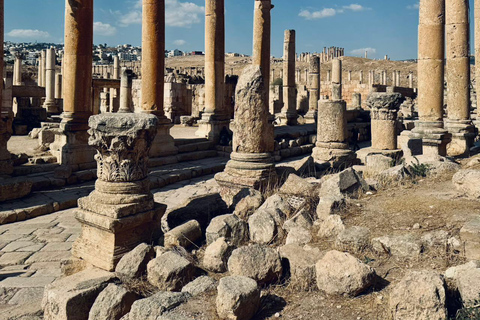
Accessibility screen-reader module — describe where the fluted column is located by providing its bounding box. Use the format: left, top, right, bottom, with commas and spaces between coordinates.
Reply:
278, 29, 297, 125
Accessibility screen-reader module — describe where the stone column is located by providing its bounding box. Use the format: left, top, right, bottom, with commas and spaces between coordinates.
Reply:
367, 92, 403, 150
327, 70, 331, 82
313, 58, 356, 168
50, 0, 96, 167
0, 0, 12, 176
41, 50, 47, 87
382, 71, 387, 85
43, 47, 59, 113
359, 70, 363, 84
119, 68, 133, 113
409, 72, 414, 88
142, 0, 177, 157
55, 73, 62, 100
72, 113, 166, 271
445, 0, 475, 156
279, 29, 297, 125
13, 53, 22, 86
305, 56, 320, 122
348, 70, 352, 82
411, 0, 451, 157
109, 55, 120, 112
196, 0, 230, 141
396, 71, 401, 87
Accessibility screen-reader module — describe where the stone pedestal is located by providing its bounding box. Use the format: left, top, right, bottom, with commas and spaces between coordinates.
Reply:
411, 122, 452, 158
215, 66, 276, 191
445, 120, 476, 157
367, 92, 403, 150
72, 113, 166, 271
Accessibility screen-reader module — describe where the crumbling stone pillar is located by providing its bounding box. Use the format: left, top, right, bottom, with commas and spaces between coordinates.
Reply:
142, 0, 177, 158
196, 0, 230, 141
43, 47, 59, 113
109, 55, 120, 113
0, 0, 12, 176
305, 55, 320, 122
411, 0, 451, 157
279, 30, 297, 125
445, 0, 475, 156
119, 68, 133, 113
72, 113, 165, 271
13, 52, 22, 86
50, 0, 96, 168
215, 66, 276, 190
331, 58, 342, 100
367, 92, 403, 150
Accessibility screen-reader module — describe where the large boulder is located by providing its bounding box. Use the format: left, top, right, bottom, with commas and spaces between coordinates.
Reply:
453, 169, 480, 198
206, 214, 249, 247
335, 226, 371, 253
227, 244, 282, 285
315, 250, 376, 297
181, 276, 216, 297
445, 261, 480, 307
285, 226, 312, 245
147, 252, 196, 291
202, 237, 233, 273
89, 283, 138, 320
318, 168, 368, 199
115, 243, 154, 279
216, 276, 260, 320
248, 208, 286, 245
232, 189, 264, 220
282, 208, 314, 232
279, 244, 324, 290
389, 270, 447, 320
278, 173, 316, 198
316, 214, 345, 239
257, 194, 295, 219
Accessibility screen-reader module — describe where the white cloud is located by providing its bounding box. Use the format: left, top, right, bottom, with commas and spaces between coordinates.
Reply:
407, 3, 420, 10
94, 22, 117, 36
173, 39, 186, 46
343, 4, 365, 11
6, 29, 50, 39
118, 10, 142, 26
299, 3, 368, 20
351, 47, 377, 56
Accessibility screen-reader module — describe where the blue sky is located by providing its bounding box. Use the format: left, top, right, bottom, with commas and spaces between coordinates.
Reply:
3, 0, 476, 60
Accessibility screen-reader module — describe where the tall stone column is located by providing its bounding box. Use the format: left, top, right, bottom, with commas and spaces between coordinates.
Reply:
0, 0, 12, 176
411, 0, 451, 157
72, 113, 166, 271
13, 53, 22, 86
119, 68, 133, 113
445, 0, 475, 156
409, 72, 414, 88
305, 55, 320, 122
50, 0, 96, 168
142, 0, 177, 157
109, 55, 120, 112
396, 71, 401, 87
367, 92, 403, 150
43, 47, 59, 113
41, 50, 47, 87
313, 58, 356, 168
196, 0, 229, 141
55, 73, 62, 100
279, 30, 297, 125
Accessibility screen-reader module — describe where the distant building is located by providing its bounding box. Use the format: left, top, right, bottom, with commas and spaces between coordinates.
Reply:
167, 49, 183, 58
191, 51, 204, 56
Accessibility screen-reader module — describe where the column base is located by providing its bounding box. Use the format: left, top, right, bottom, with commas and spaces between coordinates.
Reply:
312, 142, 358, 169
276, 111, 298, 126
445, 120, 476, 157
411, 121, 452, 158
195, 113, 231, 143
304, 110, 317, 124
149, 117, 178, 158
43, 99, 60, 114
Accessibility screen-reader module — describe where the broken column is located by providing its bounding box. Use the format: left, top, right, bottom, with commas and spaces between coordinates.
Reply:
411, 0, 451, 157
0, 0, 12, 176
445, 0, 475, 156
43, 47, 59, 113
50, 0, 96, 168
72, 113, 165, 271
305, 55, 320, 122
312, 58, 356, 168
13, 52, 22, 86
142, 0, 177, 157
196, 0, 230, 141
279, 29, 297, 125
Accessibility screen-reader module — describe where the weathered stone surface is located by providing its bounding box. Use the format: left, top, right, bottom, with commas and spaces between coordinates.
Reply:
335, 226, 370, 253
216, 276, 260, 320
316, 214, 345, 238
227, 244, 282, 285
0, 178, 33, 202
389, 270, 447, 320
379, 165, 411, 181
285, 226, 312, 245
372, 234, 423, 257
181, 276, 216, 297
460, 216, 480, 260
318, 168, 368, 199
248, 208, 285, 244
206, 214, 248, 247
115, 243, 154, 279
278, 174, 316, 198
316, 195, 345, 219
88, 283, 138, 320
454, 170, 480, 199
164, 220, 202, 248
42, 268, 115, 320
258, 194, 295, 218
445, 261, 480, 307
126, 291, 189, 320
203, 237, 233, 273
283, 208, 314, 232
147, 252, 196, 291
233, 189, 264, 220
279, 244, 324, 290
315, 250, 376, 297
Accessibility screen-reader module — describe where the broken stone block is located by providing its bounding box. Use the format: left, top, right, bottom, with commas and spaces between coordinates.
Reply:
258, 194, 295, 219
316, 214, 345, 238
460, 216, 480, 260
318, 168, 368, 199
445, 261, 480, 307
335, 226, 370, 253
315, 250, 377, 297
233, 189, 264, 220
216, 276, 260, 320
365, 153, 395, 173
202, 237, 233, 273
279, 244, 324, 291
227, 244, 282, 285
147, 252, 196, 291
126, 291, 189, 320
389, 270, 447, 320
285, 226, 312, 245
283, 208, 314, 232
163, 220, 202, 248
378, 164, 411, 181
206, 214, 248, 247
115, 243, 154, 280
42, 268, 115, 320
181, 276, 216, 297
278, 173, 316, 198
316, 195, 345, 219
89, 283, 138, 320
248, 208, 285, 245
453, 170, 480, 198
276, 156, 315, 177
0, 178, 33, 202
372, 234, 423, 257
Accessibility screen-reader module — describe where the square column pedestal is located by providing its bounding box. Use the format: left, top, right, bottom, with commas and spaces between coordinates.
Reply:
72, 113, 166, 271
149, 117, 178, 158
411, 121, 452, 158
445, 120, 476, 157
195, 113, 231, 142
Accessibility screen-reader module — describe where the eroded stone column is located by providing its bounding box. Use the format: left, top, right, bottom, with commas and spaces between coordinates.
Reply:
196, 0, 230, 141
331, 58, 342, 100
142, 0, 177, 157
279, 29, 297, 125
13, 53, 22, 86
72, 113, 165, 271
445, 0, 474, 156
119, 68, 133, 113
0, 0, 12, 176
305, 55, 320, 122
55, 73, 62, 100
43, 47, 59, 113
39, 50, 45, 87
411, 0, 451, 157
109, 55, 120, 113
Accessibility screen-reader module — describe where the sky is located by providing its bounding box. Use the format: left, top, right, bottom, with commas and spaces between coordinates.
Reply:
3, 0, 477, 60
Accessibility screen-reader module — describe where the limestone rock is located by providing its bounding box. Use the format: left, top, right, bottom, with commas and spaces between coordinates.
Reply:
278, 173, 316, 198
283, 208, 314, 232
316, 195, 345, 219
163, 220, 202, 248
279, 244, 324, 290
248, 208, 286, 245
285, 226, 312, 245
316, 214, 345, 238
115, 243, 154, 279
445, 261, 480, 307
258, 194, 295, 219
88, 283, 138, 320
126, 291, 189, 320
318, 168, 368, 199
365, 154, 395, 173
227, 244, 283, 285
372, 234, 423, 257
335, 226, 371, 253
421, 230, 449, 249
203, 237, 233, 273
379, 165, 411, 181
460, 216, 480, 260
315, 250, 376, 297
206, 214, 248, 247
181, 276, 216, 297
276, 156, 315, 177
42, 268, 115, 320
216, 276, 260, 320
453, 170, 480, 198
0, 178, 33, 202
147, 252, 196, 291
389, 270, 447, 320
232, 189, 264, 220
